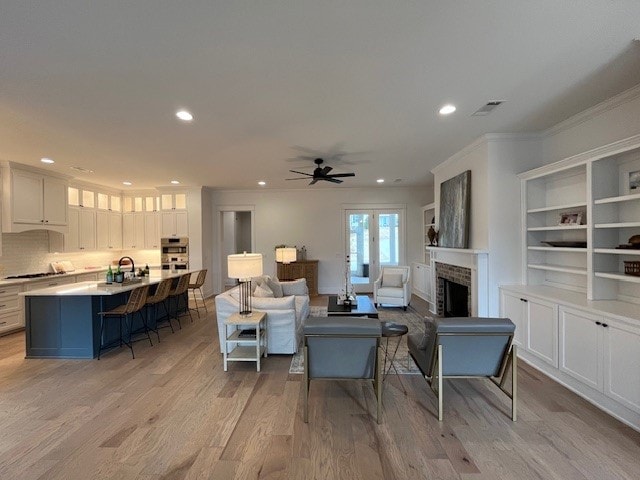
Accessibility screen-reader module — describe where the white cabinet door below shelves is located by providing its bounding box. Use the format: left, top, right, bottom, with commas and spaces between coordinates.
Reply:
96, 211, 110, 250
500, 291, 527, 348
66, 208, 80, 252
526, 298, 558, 368
603, 318, 640, 415
559, 307, 603, 391
144, 213, 159, 249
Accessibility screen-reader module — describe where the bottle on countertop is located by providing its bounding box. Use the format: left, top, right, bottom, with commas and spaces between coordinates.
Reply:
106, 265, 114, 283
144, 264, 150, 276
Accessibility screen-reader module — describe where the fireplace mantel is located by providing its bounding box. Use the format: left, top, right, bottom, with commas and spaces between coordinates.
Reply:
426, 247, 489, 317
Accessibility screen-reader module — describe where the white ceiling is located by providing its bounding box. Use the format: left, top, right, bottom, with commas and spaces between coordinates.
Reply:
1, 1, 640, 190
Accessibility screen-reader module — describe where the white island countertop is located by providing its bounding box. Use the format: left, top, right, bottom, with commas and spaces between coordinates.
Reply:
20, 270, 196, 296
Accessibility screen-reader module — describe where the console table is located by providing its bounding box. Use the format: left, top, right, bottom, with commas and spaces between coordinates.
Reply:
277, 259, 318, 296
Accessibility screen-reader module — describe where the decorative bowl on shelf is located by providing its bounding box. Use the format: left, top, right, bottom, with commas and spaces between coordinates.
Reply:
629, 234, 640, 246
540, 241, 587, 248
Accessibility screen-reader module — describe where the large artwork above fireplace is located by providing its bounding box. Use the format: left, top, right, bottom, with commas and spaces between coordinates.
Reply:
438, 170, 471, 248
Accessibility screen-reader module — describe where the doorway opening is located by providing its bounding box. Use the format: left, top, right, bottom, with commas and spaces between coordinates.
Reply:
218, 208, 255, 291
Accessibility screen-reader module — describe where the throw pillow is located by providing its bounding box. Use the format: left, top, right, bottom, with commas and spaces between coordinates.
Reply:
265, 276, 284, 298
382, 273, 403, 288
253, 284, 274, 298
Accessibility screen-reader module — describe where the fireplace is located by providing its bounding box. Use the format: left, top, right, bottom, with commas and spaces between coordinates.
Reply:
442, 278, 469, 317
435, 262, 472, 317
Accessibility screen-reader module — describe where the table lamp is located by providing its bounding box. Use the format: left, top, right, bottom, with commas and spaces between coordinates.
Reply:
275, 247, 297, 280
227, 252, 263, 316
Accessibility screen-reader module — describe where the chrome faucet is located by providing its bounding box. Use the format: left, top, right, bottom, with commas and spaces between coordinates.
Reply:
118, 256, 135, 274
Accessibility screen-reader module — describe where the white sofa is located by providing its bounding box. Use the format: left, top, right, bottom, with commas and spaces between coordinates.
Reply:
215, 276, 310, 354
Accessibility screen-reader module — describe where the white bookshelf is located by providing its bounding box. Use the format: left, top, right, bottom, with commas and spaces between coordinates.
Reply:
519, 137, 640, 301
422, 202, 436, 264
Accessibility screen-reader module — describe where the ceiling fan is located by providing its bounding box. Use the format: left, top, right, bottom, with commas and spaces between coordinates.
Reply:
286, 158, 356, 185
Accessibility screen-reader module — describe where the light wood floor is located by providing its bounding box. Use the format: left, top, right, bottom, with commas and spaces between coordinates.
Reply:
1, 298, 639, 480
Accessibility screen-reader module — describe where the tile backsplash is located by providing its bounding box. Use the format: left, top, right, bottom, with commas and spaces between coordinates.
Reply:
0, 231, 160, 277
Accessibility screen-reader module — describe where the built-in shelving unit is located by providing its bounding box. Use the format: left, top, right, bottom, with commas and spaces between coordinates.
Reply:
519, 136, 640, 301
422, 202, 436, 264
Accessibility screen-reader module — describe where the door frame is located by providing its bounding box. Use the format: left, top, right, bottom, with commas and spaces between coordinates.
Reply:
342, 204, 406, 292
217, 205, 256, 294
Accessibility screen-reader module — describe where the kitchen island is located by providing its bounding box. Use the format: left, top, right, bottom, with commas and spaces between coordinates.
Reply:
21, 270, 196, 359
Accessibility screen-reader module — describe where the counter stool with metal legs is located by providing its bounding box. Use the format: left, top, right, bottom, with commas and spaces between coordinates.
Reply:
168, 273, 192, 327
145, 278, 174, 341
98, 285, 151, 359
188, 269, 208, 318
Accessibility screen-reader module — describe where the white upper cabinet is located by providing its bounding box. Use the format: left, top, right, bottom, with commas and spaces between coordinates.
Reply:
2, 164, 69, 234
97, 211, 123, 250
161, 192, 187, 210
161, 211, 188, 237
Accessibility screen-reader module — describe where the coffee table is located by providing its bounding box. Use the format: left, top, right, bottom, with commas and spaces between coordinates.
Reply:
327, 295, 379, 319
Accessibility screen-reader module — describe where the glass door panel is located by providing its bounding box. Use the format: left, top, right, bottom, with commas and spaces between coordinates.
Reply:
348, 212, 371, 289
345, 208, 404, 292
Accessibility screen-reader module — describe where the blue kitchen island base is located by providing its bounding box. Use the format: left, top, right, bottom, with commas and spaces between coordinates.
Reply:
23, 273, 192, 359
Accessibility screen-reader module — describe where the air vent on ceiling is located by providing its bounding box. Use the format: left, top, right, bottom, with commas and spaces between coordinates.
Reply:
471, 101, 505, 116
70, 166, 94, 173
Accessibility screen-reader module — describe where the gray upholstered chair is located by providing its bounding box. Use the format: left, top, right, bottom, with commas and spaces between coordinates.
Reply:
407, 317, 517, 421
373, 266, 411, 310
303, 317, 383, 423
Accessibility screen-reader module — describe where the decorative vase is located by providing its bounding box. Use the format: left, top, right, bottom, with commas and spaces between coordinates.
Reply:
427, 225, 437, 246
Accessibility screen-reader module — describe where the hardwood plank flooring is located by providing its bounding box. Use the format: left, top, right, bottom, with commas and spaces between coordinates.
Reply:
1, 297, 639, 479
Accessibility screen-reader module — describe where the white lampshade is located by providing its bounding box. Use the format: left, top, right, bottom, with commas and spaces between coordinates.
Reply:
275, 247, 297, 264
227, 253, 263, 280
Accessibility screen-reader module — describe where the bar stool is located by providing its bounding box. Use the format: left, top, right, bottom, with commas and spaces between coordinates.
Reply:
168, 274, 193, 327
145, 278, 174, 341
188, 269, 208, 318
98, 285, 151, 359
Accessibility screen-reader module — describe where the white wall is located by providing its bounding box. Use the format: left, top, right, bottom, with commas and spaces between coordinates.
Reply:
210, 186, 430, 294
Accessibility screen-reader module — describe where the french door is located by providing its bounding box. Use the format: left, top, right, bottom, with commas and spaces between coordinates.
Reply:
344, 208, 405, 292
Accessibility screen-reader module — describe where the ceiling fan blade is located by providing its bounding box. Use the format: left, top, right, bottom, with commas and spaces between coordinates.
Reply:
321, 166, 332, 175
286, 177, 312, 181
288, 170, 313, 176
324, 177, 343, 184
327, 172, 355, 178
309, 178, 319, 185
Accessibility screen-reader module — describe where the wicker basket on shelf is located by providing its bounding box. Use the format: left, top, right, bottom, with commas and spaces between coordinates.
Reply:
623, 261, 640, 276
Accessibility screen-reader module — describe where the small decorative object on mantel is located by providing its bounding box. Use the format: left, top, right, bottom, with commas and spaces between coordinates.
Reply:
427, 225, 437, 246
615, 234, 640, 250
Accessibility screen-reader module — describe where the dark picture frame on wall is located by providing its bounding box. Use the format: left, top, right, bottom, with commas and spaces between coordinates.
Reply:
438, 170, 471, 248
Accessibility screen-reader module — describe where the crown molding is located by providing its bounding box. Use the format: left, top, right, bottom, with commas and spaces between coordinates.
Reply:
544, 83, 640, 138
431, 133, 543, 176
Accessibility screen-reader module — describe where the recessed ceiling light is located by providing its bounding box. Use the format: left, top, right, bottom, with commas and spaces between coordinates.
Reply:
439, 104, 456, 115
258, 181, 266, 186
176, 110, 193, 122
122, 181, 132, 186
376, 179, 385, 183
40, 157, 54, 164
170, 180, 180, 185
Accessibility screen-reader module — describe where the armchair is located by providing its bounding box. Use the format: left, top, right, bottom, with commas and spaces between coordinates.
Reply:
303, 317, 383, 423
373, 266, 411, 310
407, 317, 517, 421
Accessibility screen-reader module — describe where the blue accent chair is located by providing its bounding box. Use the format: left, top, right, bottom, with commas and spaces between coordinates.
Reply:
303, 316, 383, 423
407, 316, 517, 421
